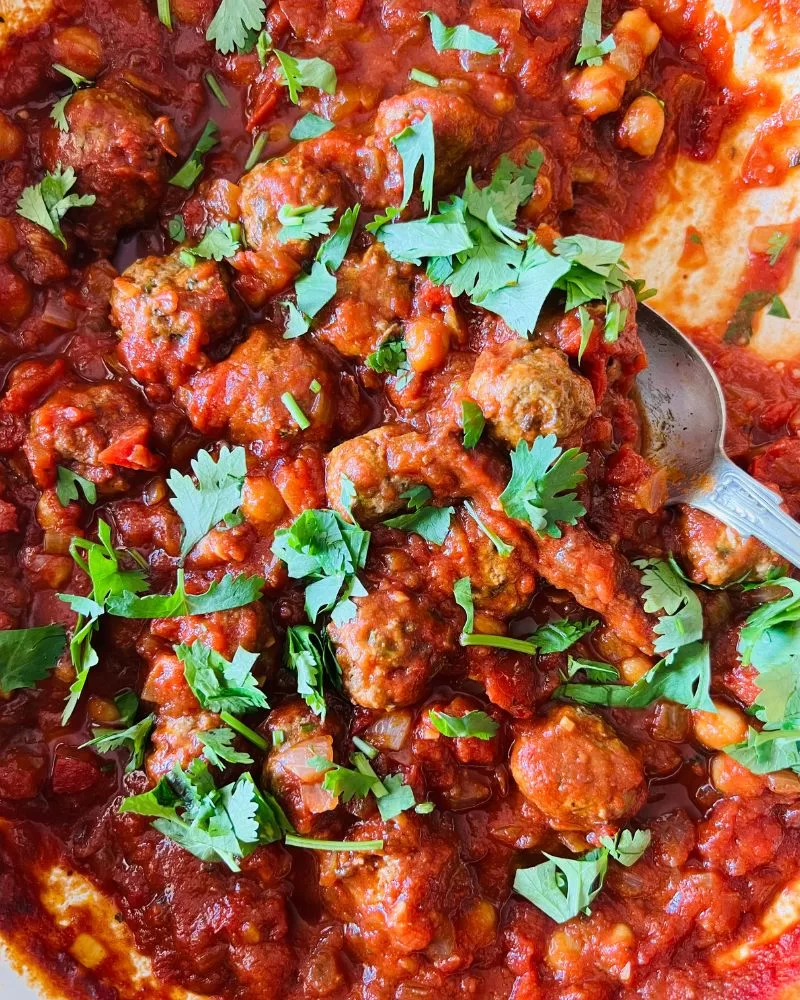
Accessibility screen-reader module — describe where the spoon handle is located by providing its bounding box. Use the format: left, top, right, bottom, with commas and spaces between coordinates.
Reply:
690, 454, 800, 570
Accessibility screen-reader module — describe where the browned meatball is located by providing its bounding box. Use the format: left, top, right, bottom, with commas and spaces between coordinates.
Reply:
325, 426, 410, 522
41, 87, 169, 245
25, 382, 159, 494
111, 252, 238, 390
469, 342, 595, 447
316, 243, 414, 359
510, 705, 646, 831
433, 504, 536, 617
370, 87, 499, 202
318, 813, 494, 972
263, 698, 344, 834
180, 325, 342, 455
667, 507, 784, 587
328, 584, 457, 709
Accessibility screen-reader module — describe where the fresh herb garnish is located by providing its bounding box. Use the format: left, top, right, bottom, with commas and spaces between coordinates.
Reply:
168, 214, 186, 242
285, 624, 341, 718
409, 67, 439, 86
499, 434, 588, 538
205, 71, 229, 107
105, 570, 264, 619
206, 0, 266, 54
575, 0, 616, 65
383, 486, 453, 545
82, 714, 154, 772
392, 113, 436, 212
284, 834, 383, 852
56, 467, 97, 506
244, 131, 268, 172
273, 50, 337, 104
453, 577, 475, 635
461, 401, 485, 449
277, 204, 335, 243
281, 392, 311, 430
176, 640, 268, 715
50, 63, 93, 132
767, 230, 790, 266
169, 121, 219, 189
198, 727, 254, 769
428, 709, 499, 740
120, 759, 290, 870
167, 446, 247, 561
423, 11, 501, 55
271, 509, 370, 624
769, 294, 790, 319
290, 113, 334, 141
0, 625, 67, 695
463, 500, 513, 556
179, 221, 242, 266
365, 337, 413, 388
16, 165, 95, 248
311, 756, 377, 801
725, 725, 800, 775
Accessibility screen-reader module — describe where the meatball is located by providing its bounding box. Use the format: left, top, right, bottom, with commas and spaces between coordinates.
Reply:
25, 382, 159, 494
180, 325, 341, 454
667, 507, 784, 587
111, 252, 238, 390
263, 698, 344, 834
328, 584, 457, 709
370, 87, 499, 203
433, 504, 536, 617
236, 155, 347, 298
41, 87, 169, 245
316, 243, 414, 359
325, 426, 410, 522
318, 813, 493, 971
510, 705, 646, 831
468, 341, 595, 447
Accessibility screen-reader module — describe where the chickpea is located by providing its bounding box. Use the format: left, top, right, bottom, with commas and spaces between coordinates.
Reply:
52, 26, 104, 79
241, 474, 287, 527
87, 696, 121, 725
0, 112, 24, 160
570, 64, 626, 120
614, 8, 662, 59
404, 316, 451, 373
709, 753, 766, 797
692, 700, 748, 751
617, 95, 666, 158
619, 654, 653, 684
521, 173, 552, 221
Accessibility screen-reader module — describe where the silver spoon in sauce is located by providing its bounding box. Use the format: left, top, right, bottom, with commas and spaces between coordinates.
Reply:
635, 304, 800, 569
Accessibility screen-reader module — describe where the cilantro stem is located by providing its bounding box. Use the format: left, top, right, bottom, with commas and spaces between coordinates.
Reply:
285, 834, 384, 852
156, 0, 172, 29
352, 735, 378, 759
219, 711, 269, 750
460, 633, 538, 654
205, 72, 229, 107
409, 68, 439, 87
281, 392, 310, 430
244, 131, 268, 172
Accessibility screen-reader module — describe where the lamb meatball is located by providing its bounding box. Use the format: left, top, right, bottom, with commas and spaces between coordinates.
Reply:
328, 584, 457, 709
510, 705, 646, 831
263, 698, 344, 834
111, 252, 238, 390
468, 341, 595, 447
25, 382, 158, 494
667, 507, 784, 587
325, 426, 410, 522
319, 813, 493, 972
370, 87, 499, 202
180, 325, 342, 455
41, 87, 169, 245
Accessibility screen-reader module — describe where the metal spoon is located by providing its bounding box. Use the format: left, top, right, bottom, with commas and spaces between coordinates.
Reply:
635, 304, 800, 569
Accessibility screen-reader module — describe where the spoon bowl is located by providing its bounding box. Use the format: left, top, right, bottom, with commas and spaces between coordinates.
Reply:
635, 304, 800, 569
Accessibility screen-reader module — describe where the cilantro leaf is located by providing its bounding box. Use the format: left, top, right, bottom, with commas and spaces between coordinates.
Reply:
527, 618, 598, 653
725, 725, 800, 775
423, 11, 501, 55
16, 164, 96, 248
82, 714, 154, 772
50, 64, 93, 133
600, 828, 651, 866
168, 446, 247, 560
478, 243, 571, 336
429, 709, 499, 740
461, 401, 485, 449
277, 204, 335, 244
634, 558, 703, 655
179, 221, 242, 266
769, 294, 790, 319
274, 50, 337, 104
120, 761, 291, 870
737, 578, 800, 724
499, 434, 588, 537
575, 0, 616, 65
290, 113, 334, 141
383, 497, 454, 544
317, 204, 359, 271
198, 727, 254, 769
377, 772, 416, 820
453, 577, 475, 634
170, 121, 219, 189
339, 474, 357, 517
285, 624, 340, 718
767, 230, 790, 266
106, 569, 264, 619
56, 466, 97, 506
206, 0, 266, 54
392, 113, 435, 212
514, 849, 608, 923
463, 500, 513, 556
565, 656, 620, 682
311, 757, 378, 801
168, 214, 186, 242
176, 640, 268, 715
377, 214, 473, 264
463, 155, 542, 229
365, 337, 413, 388
0, 625, 67, 694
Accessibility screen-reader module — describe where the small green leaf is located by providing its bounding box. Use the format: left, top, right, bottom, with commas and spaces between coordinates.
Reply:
56, 467, 97, 506
429, 709, 498, 740
499, 435, 588, 538
290, 113, 334, 141
423, 11, 501, 55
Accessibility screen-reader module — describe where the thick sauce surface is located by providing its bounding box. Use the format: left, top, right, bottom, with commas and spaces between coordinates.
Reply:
1, 2, 800, 999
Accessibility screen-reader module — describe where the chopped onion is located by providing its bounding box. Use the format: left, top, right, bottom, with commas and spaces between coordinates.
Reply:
364, 711, 412, 751
280, 736, 333, 784
42, 294, 77, 330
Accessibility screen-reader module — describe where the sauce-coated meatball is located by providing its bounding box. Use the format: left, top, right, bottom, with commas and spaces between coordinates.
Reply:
111, 252, 238, 390
41, 87, 169, 245
468, 341, 595, 447
328, 584, 457, 709
510, 705, 646, 831
325, 426, 410, 522
25, 382, 158, 494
